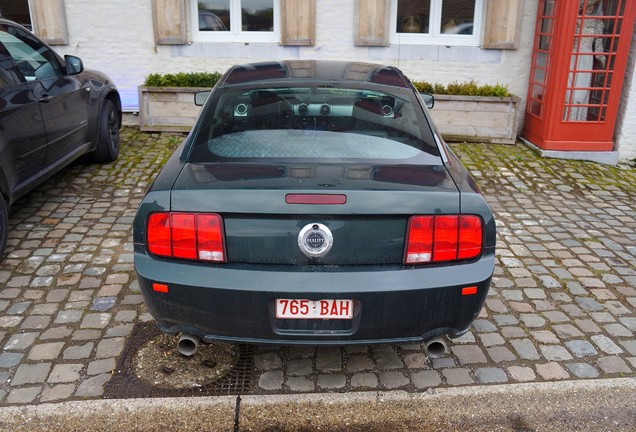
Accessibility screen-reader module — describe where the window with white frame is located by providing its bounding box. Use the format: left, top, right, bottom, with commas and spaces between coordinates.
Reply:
391, 0, 484, 46
0, 0, 32, 30
193, 0, 280, 43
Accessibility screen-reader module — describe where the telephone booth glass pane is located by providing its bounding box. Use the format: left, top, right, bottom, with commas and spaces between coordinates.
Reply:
526, 0, 556, 119
564, 0, 625, 122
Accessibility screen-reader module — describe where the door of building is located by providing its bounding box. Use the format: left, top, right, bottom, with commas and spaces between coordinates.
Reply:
523, 0, 636, 152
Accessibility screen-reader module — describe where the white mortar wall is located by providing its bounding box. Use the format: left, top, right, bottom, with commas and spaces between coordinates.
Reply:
55, 0, 158, 110
615, 22, 636, 162
54, 0, 537, 111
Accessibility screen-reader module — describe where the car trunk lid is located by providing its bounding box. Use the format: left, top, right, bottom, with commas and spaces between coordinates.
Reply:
170, 162, 459, 265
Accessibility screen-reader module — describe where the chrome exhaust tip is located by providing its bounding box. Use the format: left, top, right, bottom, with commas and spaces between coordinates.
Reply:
177, 333, 200, 357
424, 335, 447, 359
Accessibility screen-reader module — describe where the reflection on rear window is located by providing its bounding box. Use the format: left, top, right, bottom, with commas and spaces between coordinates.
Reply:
208, 130, 422, 159
190, 86, 439, 163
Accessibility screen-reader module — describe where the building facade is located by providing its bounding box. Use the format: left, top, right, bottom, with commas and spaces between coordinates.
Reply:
2, 0, 635, 161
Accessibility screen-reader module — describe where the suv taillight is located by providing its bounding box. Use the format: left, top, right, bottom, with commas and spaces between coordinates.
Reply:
404, 215, 483, 264
147, 212, 225, 262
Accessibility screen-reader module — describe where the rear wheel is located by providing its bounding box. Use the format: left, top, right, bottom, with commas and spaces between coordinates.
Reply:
91, 99, 120, 162
0, 197, 8, 260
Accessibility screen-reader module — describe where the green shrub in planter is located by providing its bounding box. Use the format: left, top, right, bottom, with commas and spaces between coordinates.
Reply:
143, 73, 509, 97
412, 80, 510, 97
144, 72, 222, 88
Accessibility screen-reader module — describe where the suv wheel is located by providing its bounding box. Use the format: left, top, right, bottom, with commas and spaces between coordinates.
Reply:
91, 99, 121, 162
0, 197, 8, 260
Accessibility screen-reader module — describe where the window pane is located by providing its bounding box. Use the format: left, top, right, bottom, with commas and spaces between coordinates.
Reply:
0, 51, 22, 87
0, 26, 62, 81
397, 0, 431, 34
441, 0, 475, 35
191, 85, 440, 163
198, 0, 230, 31
0, 0, 32, 30
531, 84, 544, 100
536, 52, 549, 68
533, 69, 546, 84
530, 100, 542, 116
242, 0, 274, 32
543, 0, 556, 16
540, 18, 553, 34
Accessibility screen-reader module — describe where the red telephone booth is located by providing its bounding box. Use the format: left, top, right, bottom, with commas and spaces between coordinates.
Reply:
523, 0, 636, 152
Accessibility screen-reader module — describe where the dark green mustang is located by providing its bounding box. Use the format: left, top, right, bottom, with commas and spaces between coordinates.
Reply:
133, 60, 495, 354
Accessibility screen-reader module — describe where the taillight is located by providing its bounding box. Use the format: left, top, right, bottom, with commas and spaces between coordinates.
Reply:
171, 213, 197, 259
404, 215, 483, 265
405, 216, 433, 264
196, 214, 225, 262
433, 215, 459, 262
458, 215, 483, 259
146, 212, 225, 262
147, 213, 171, 257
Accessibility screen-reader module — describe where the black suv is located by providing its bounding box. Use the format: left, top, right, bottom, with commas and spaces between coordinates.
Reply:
0, 18, 121, 259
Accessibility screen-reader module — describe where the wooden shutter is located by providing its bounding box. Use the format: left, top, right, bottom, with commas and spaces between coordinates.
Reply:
483, 0, 524, 49
355, 0, 390, 46
281, 0, 315, 45
28, 0, 68, 45
287, 60, 316, 78
152, 0, 187, 45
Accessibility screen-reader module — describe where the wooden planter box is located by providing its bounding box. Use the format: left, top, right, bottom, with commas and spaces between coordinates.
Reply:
429, 95, 521, 144
138, 86, 209, 132
138, 87, 520, 143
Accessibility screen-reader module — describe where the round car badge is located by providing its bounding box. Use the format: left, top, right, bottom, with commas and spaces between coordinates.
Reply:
298, 223, 333, 258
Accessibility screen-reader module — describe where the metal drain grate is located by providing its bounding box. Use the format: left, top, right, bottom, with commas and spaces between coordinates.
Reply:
104, 322, 255, 399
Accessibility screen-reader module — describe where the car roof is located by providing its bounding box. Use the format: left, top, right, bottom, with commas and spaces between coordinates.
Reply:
220, 60, 411, 89
0, 17, 31, 32
0, 17, 21, 25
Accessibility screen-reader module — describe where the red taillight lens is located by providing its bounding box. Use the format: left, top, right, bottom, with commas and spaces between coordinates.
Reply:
171, 213, 197, 259
405, 215, 483, 265
433, 215, 459, 262
146, 212, 225, 263
196, 214, 225, 262
147, 213, 171, 257
458, 215, 483, 259
405, 216, 434, 264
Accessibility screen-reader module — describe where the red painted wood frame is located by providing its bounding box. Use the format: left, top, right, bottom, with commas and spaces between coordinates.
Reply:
523, 0, 636, 151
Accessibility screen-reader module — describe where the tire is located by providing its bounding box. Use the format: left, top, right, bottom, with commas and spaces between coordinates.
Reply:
0, 197, 8, 261
91, 99, 121, 163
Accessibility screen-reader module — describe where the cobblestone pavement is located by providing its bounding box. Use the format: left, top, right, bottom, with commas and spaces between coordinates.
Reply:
0, 128, 634, 405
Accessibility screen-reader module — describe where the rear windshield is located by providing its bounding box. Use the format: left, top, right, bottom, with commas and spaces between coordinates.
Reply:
189, 85, 440, 164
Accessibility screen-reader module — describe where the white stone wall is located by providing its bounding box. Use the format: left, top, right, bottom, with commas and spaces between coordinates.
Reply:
52, 0, 636, 161
56, 0, 157, 110
614, 22, 636, 162
54, 0, 537, 111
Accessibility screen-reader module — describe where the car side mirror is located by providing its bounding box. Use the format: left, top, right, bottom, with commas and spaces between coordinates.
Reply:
195, 91, 211, 106
420, 93, 434, 109
65, 55, 84, 75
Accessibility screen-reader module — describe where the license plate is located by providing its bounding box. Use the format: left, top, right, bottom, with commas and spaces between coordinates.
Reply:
275, 299, 353, 320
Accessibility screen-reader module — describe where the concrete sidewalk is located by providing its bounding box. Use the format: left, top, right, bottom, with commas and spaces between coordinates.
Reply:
0, 128, 634, 407
1, 378, 635, 431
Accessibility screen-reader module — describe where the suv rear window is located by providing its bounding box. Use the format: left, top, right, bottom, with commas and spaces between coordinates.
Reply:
189, 85, 440, 164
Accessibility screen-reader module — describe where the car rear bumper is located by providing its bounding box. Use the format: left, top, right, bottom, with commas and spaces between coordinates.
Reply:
134, 251, 494, 345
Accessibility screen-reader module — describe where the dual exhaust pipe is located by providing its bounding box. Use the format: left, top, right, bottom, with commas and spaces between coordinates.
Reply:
176, 332, 447, 358
177, 333, 200, 357
424, 335, 448, 359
